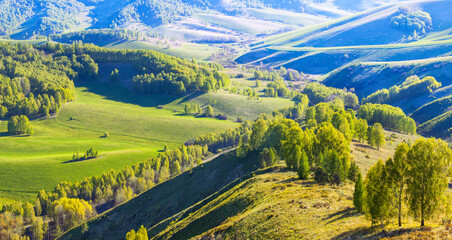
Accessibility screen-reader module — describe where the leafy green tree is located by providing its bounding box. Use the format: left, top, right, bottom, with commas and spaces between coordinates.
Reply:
31, 217, 44, 240
109, 68, 119, 83
126, 225, 148, 240
354, 172, 364, 212
354, 118, 368, 142
204, 105, 214, 117
365, 159, 391, 227
405, 138, 452, 226
298, 150, 310, 180
250, 119, 268, 150
348, 160, 359, 182
368, 123, 385, 149
259, 148, 276, 168
385, 142, 409, 227
8, 115, 33, 135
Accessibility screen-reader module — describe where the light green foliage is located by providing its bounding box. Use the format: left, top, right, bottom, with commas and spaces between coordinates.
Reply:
354, 118, 368, 142
367, 123, 385, 149
50, 198, 93, 231
385, 142, 409, 227
7, 115, 33, 135
204, 105, 214, 117
405, 138, 452, 226
358, 103, 416, 134
363, 76, 441, 105
364, 159, 391, 227
31, 217, 45, 240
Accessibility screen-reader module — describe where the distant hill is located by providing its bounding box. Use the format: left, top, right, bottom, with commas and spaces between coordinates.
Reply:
237, 0, 452, 139
0, 0, 402, 43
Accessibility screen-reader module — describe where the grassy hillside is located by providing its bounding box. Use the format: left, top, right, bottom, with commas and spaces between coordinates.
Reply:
59, 126, 418, 239
410, 95, 452, 124
59, 150, 261, 240
0, 82, 238, 204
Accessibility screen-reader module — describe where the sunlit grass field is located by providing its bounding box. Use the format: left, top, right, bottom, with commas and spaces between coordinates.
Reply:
0, 82, 238, 204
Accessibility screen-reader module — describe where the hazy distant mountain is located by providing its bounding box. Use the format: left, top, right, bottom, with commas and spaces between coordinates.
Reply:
0, 0, 404, 42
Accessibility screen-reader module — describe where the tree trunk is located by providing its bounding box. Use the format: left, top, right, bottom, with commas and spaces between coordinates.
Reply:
398, 191, 402, 227
421, 218, 424, 227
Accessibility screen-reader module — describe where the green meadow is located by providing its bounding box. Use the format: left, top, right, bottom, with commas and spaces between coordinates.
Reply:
0, 82, 238, 204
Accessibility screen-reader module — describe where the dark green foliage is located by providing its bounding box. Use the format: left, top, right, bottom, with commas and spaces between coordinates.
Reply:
348, 160, 359, 182
358, 103, 416, 134
7, 115, 33, 135
259, 148, 277, 168
314, 167, 328, 184
109, 68, 119, 83
297, 150, 310, 180
353, 172, 364, 212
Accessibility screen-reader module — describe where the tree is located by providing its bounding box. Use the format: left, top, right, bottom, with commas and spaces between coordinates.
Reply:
298, 150, 310, 180
126, 225, 148, 240
204, 105, 214, 117
365, 159, 391, 227
354, 118, 368, 142
405, 138, 452, 226
354, 172, 364, 212
259, 148, 276, 168
31, 217, 44, 240
8, 115, 33, 135
250, 119, 268, 150
385, 142, 409, 227
109, 68, 119, 83
368, 123, 385, 149
344, 92, 359, 108
35, 198, 42, 216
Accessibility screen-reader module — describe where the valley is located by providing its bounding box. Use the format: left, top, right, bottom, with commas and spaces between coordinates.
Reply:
0, 0, 451, 240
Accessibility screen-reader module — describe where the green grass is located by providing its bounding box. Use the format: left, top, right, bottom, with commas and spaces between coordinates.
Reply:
165, 90, 295, 121
0, 82, 237, 204
103, 40, 219, 61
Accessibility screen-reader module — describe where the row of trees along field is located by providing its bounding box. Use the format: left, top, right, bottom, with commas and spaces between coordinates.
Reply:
362, 76, 441, 105
354, 138, 451, 227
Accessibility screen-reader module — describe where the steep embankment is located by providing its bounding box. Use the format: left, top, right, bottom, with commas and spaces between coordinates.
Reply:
60, 151, 260, 240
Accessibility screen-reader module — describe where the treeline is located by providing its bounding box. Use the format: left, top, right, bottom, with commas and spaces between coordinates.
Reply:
0, 143, 212, 239
303, 83, 359, 108
354, 138, 451, 227
0, 42, 78, 119
358, 103, 416, 134
272, 93, 309, 120
38, 42, 230, 96
363, 76, 441, 104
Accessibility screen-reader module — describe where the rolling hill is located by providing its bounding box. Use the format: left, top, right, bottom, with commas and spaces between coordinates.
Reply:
0, 0, 405, 44
237, 0, 452, 138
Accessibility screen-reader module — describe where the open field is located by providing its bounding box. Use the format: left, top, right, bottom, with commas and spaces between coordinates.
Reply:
0, 82, 238, 204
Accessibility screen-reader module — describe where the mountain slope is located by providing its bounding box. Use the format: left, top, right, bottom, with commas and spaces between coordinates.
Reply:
59, 150, 260, 240
0, 0, 404, 43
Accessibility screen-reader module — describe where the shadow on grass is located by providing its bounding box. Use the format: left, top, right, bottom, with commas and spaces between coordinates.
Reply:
323, 207, 363, 224
61, 157, 98, 164
332, 225, 421, 240
76, 82, 211, 109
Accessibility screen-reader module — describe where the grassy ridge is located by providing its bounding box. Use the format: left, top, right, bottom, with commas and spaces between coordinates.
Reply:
60, 151, 261, 240
0, 82, 237, 204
